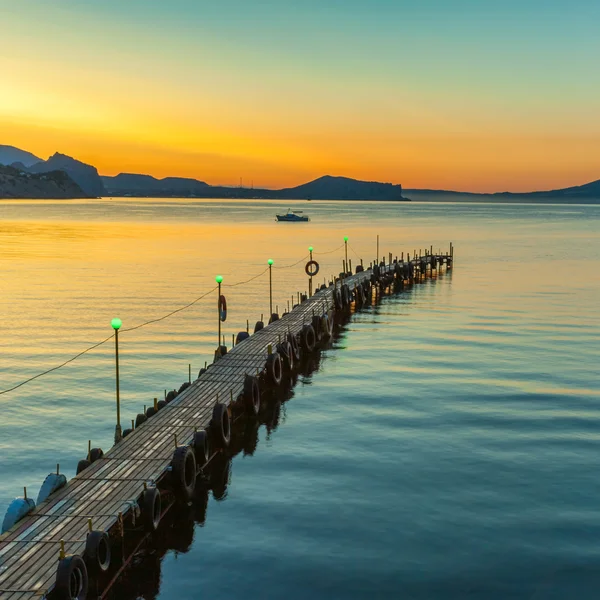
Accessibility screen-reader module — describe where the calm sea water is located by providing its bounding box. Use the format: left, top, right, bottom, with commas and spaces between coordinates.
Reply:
1, 198, 599, 599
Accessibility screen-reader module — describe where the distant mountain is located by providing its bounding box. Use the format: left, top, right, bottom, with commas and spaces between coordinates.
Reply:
0, 145, 41, 168
0, 165, 89, 199
494, 178, 600, 199
26, 153, 105, 197
404, 178, 600, 203
279, 175, 405, 200
102, 173, 209, 195
101, 173, 407, 200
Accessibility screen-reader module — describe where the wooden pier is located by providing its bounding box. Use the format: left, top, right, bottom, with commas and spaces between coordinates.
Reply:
0, 250, 452, 600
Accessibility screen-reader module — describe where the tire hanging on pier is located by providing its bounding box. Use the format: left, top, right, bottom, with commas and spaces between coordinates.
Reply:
85, 530, 111, 573
89, 448, 103, 463
236, 331, 250, 344
76, 459, 90, 475
243, 374, 261, 415
322, 313, 334, 338
277, 340, 294, 370
311, 315, 323, 342
341, 284, 351, 307
171, 445, 196, 501
300, 324, 316, 353
334, 288, 343, 311
142, 486, 161, 532
266, 352, 283, 386
254, 320, 264, 333
288, 332, 301, 361
192, 429, 211, 467
211, 402, 231, 448
55, 554, 88, 600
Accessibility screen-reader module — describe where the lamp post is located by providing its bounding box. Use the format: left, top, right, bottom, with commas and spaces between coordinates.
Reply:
111, 317, 122, 443
344, 236, 348, 274
216, 275, 223, 349
268, 259, 274, 315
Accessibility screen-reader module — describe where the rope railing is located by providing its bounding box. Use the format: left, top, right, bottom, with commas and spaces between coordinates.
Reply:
0, 241, 351, 396
0, 335, 115, 396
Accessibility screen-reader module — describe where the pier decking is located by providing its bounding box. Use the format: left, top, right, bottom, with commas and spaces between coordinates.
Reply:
0, 251, 452, 600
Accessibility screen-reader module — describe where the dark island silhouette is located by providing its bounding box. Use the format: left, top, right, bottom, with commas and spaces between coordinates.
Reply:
102, 173, 406, 200
1, 144, 599, 202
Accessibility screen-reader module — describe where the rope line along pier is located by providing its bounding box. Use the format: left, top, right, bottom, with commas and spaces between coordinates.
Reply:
0, 245, 454, 600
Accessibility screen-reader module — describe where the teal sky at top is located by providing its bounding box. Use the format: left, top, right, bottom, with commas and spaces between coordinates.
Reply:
8, 0, 599, 101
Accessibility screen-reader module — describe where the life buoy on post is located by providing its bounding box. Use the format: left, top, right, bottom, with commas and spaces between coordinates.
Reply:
305, 260, 320, 277
219, 295, 227, 322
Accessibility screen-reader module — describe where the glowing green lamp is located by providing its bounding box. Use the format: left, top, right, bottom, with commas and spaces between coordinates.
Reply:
344, 236, 348, 242
308, 246, 313, 252
268, 259, 274, 265
215, 275, 223, 284
111, 318, 122, 330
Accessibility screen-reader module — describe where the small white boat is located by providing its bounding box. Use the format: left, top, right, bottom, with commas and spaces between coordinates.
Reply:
276, 209, 310, 222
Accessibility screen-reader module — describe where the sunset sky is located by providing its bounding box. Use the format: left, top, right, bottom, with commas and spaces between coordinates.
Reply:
2, 0, 599, 192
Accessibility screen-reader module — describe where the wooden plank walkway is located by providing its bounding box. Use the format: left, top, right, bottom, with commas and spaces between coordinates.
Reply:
0, 253, 452, 600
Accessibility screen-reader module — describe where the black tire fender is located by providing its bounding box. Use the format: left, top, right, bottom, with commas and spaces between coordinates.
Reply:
142, 486, 161, 532
266, 352, 283, 386
85, 530, 111, 573
243, 375, 260, 415
135, 413, 147, 428
277, 341, 294, 370
254, 320, 264, 333
76, 459, 90, 475
288, 333, 301, 361
192, 429, 211, 467
211, 402, 231, 448
89, 448, 103, 463
334, 288, 343, 310
236, 331, 250, 344
171, 445, 196, 500
311, 315, 323, 341
55, 554, 88, 600
301, 325, 316, 353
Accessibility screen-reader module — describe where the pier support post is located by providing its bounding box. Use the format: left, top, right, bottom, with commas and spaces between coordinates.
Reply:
215, 275, 223, 350
111, 318, 122, 443
268, 259, 274, 315
308, 247, 313, 296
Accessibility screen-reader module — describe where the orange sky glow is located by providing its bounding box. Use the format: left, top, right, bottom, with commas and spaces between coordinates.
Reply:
2, 1, 599, 193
